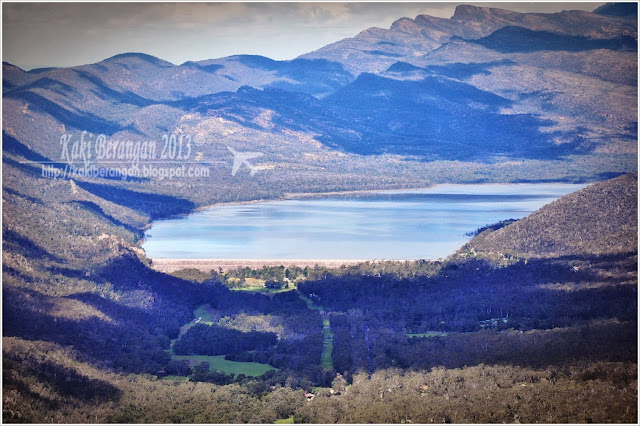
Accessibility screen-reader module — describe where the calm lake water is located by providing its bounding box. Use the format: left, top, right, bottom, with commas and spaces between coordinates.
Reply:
142, 183, 586, 260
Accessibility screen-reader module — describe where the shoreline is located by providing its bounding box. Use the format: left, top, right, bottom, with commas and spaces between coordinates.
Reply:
281, 185, 434, 199
139, 182, 576, 231
139, 185, 436, 233
150, 258, 389, 273
161, 181, 589, 218
191, 184, 436, 213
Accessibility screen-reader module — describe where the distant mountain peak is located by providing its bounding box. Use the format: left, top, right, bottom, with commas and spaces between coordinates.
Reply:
594, 2, 638, 18
451, 4, 483, 19
3, 62, 25, 73
389, 17, 418, 32
180, 60, 202, 68
101, 52, 173, 67
451, 4, 516, 21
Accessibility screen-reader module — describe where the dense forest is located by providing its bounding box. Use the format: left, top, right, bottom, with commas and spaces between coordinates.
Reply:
3, 173, 637, 422
2, 3, 638, 423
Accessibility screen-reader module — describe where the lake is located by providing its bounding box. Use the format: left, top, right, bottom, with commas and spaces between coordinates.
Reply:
142, 183, 586, 260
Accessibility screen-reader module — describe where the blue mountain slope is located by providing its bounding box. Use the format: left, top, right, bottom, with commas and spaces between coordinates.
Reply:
387, 60, 517, 80
224, 55, 355, 96
5, 90, 123, 135
471, 26, 637, 53
175, 73, 583, 161
322, 73, 570, 159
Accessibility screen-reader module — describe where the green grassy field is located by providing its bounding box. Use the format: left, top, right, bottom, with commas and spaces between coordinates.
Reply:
167, 304, 278, 377
193, 304, 217, 324
225, 277, 297, 295
229, 285, 295, 294
172, 354, 278, 377
274, 416, 295, 424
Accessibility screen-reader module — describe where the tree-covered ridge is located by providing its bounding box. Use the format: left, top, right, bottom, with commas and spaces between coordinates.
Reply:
2, 3, 638, 422
469, 173, 638, 257
4, 335, 636, 423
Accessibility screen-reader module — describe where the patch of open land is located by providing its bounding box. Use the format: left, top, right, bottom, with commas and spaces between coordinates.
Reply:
150, 258, 371, 273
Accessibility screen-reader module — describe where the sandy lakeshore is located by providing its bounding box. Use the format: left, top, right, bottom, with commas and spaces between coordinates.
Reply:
150, 258, 371, 273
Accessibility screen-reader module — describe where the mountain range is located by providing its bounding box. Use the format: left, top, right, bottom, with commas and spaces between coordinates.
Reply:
2, 3, 638, 423
3, 3, 637, 172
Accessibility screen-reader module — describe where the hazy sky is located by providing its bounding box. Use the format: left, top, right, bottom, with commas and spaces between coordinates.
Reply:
3, 2, 605, 70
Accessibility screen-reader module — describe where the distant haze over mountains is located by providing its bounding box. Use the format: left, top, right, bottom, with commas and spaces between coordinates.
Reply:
1, 7, 638, 422
3, 3, 637, 171
301, 3, 637, 72
3, 2, 613, 70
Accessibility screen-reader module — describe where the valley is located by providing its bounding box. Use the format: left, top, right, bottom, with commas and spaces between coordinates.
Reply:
2, 2, 638, 424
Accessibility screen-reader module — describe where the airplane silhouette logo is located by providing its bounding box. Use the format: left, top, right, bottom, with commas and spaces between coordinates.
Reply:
227, 146, 263, 176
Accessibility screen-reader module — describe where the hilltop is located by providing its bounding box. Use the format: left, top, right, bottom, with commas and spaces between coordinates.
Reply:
2, 3, 638, 423
469, 173, 638, 257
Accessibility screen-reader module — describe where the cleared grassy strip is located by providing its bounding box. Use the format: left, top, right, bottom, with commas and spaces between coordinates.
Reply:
406, 331, 448, 338
299, 294, 334, 370
168, 304, 216, 350
226, 277, 298, 294
299, 294, 315, 310
172, 354, 278, 377
321, 318, 334, 370
160, 375, 190, 382
274, 416, 294, 424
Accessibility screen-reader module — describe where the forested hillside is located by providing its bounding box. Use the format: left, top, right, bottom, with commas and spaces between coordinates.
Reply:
2, 3, 638, 423
4, 161, 637, 422
469, 173, 637, 257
